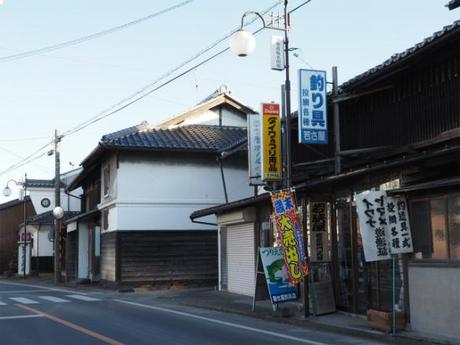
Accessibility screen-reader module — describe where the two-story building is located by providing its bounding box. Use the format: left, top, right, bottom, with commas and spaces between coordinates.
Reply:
65, 87, 256, 286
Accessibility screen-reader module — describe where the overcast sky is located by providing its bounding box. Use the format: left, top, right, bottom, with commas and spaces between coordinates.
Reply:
0, 0, 457, 201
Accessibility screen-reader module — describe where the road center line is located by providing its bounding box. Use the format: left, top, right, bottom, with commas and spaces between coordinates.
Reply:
16, 304, 124, 345
114, 299, 328, 345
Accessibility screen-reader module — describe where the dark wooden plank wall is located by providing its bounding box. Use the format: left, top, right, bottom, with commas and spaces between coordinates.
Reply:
65, 231, 77, 280
118, 230, 217, 285
340, 42, 460, 150
101, 232, 117, 282
0, 200, 35, 274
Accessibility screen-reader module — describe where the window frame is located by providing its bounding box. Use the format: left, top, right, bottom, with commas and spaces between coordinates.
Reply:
409, 192, 460, 265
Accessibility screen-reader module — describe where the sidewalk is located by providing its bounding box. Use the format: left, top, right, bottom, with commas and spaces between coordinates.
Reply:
149, 288, 455, 345
2, 275, 456, 345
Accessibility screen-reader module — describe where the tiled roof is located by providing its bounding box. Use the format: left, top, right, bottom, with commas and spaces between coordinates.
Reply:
0, 196, 31, 211
100, 124, 247, 153
447, 0, 460, 10
28, 211, 81, 225
341, 20, 460, 90
190, 193, 270, 220
26, 179, 66, 189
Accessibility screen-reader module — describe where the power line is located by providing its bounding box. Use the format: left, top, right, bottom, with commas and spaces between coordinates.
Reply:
0, 136, 50, 142
63, 1, 283, 136
0, 140, 53, 177
0, 0, 194, 63
0, 0, 312, 177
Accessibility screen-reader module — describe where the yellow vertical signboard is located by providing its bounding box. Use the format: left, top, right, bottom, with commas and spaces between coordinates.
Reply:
261, 103, 282, 181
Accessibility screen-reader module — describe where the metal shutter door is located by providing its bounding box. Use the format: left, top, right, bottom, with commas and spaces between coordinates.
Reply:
226, 223, 255, 296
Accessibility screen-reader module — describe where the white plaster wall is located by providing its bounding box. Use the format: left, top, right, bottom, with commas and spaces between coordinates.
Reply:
78, 223, 89, 279
28, 187, 81, 214
103, 155, 252, 231
30, 225, 54, 257
409, 265, 460, 341
171, 108, 246, 128
101, 154, 118, 203
221, 108, 247, 127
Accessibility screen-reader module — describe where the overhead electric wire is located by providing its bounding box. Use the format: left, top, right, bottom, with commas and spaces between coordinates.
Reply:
63, 1, 283, 137
0, 0, 194, 63
0, 141, 53, 177
0, 0, 312, 177
0, 136, 50, 142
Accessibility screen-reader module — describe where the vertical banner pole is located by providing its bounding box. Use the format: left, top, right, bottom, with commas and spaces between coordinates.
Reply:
252, 248, 260, 312
392, 254, 396, 336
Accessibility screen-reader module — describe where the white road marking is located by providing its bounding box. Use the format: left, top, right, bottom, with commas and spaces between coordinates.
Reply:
0, 281, 87, 295
38, 296, 70, 303
114, 299, 329, 345
0, 289, 51, 294
0, 314, 44, 320
66, 294, 100, 302
0, 300, 7, 306
9, 297, 38, 304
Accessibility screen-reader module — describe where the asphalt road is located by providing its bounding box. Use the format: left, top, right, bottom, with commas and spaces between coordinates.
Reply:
0, 280, 391, 345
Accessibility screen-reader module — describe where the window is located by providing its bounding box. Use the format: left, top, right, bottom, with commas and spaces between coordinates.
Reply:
411, 195, 460, 261
103, 165, 110, 197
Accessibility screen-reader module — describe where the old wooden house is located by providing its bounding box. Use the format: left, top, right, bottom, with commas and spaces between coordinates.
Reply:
192, 20, 460, 342
0, 197, 35, 275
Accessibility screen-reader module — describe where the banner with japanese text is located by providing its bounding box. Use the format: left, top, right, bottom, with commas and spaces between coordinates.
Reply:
298, 69, 328, 144
247, 114, 263, 185
271, 190, 309, 283
309, 202, 330, 262
356, 190, 413, 262
261, 103, 282, 181
259, 247, 298, 305
385, 195, 413, 254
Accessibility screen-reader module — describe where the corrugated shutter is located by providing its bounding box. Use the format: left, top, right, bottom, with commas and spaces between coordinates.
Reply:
226, 223, 255, 296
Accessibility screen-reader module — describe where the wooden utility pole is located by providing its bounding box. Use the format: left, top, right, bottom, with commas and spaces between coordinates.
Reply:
54, 129, 61, 284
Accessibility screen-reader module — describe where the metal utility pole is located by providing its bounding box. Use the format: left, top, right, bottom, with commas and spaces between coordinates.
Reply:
283, 0, 292, 189
54, 129, 61, 284
332, 66, 341, 175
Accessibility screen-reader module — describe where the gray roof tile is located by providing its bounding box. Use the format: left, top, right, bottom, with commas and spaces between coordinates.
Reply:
100, 124, 247, 153
341, 20, 460, 90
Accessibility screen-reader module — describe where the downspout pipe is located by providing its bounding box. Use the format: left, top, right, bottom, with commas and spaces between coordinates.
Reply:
217, 156, 229, 204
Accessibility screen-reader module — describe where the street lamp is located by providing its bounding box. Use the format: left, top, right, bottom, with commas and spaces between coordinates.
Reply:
229, 1, 293, 188
230, 1, 313, 316
3, 174, 28, 279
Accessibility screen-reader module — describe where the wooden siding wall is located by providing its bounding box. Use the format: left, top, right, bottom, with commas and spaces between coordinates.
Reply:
65, 231, 77, 280
0, 200, 35, 273
101, 232, 117, 282
118, 230, 218, 285
340, 42, 460, 150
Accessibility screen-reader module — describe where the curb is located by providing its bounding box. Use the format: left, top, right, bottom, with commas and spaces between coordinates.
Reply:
175, 301, 445, 345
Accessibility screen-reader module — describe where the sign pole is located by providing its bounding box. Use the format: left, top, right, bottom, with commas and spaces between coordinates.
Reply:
392, 254, 397, 336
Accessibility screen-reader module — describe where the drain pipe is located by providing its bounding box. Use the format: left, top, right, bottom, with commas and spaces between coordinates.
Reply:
217, 156, 229, 204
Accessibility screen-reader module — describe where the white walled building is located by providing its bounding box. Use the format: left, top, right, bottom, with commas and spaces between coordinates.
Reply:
19, 169, 82, 273
65, 87, 257, 284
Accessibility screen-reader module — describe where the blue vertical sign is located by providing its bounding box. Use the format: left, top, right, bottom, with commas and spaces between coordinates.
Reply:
298, 69, 328, 144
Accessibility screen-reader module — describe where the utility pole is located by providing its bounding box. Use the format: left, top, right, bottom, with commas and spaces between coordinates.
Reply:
22, 173, 27, 279
283, 0, 292, 189
332, 66, 341, 175
54, 129, 61, 284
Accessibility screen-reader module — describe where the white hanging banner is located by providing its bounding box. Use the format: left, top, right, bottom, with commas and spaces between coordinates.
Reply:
385, 195, 413, 254
270, 35, 285, 71
356, 191, 414, 262
247, 114, 263, 185
355, 191, 391, 262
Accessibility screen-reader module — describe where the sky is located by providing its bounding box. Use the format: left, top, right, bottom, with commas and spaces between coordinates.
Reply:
0, 0, 457, 202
